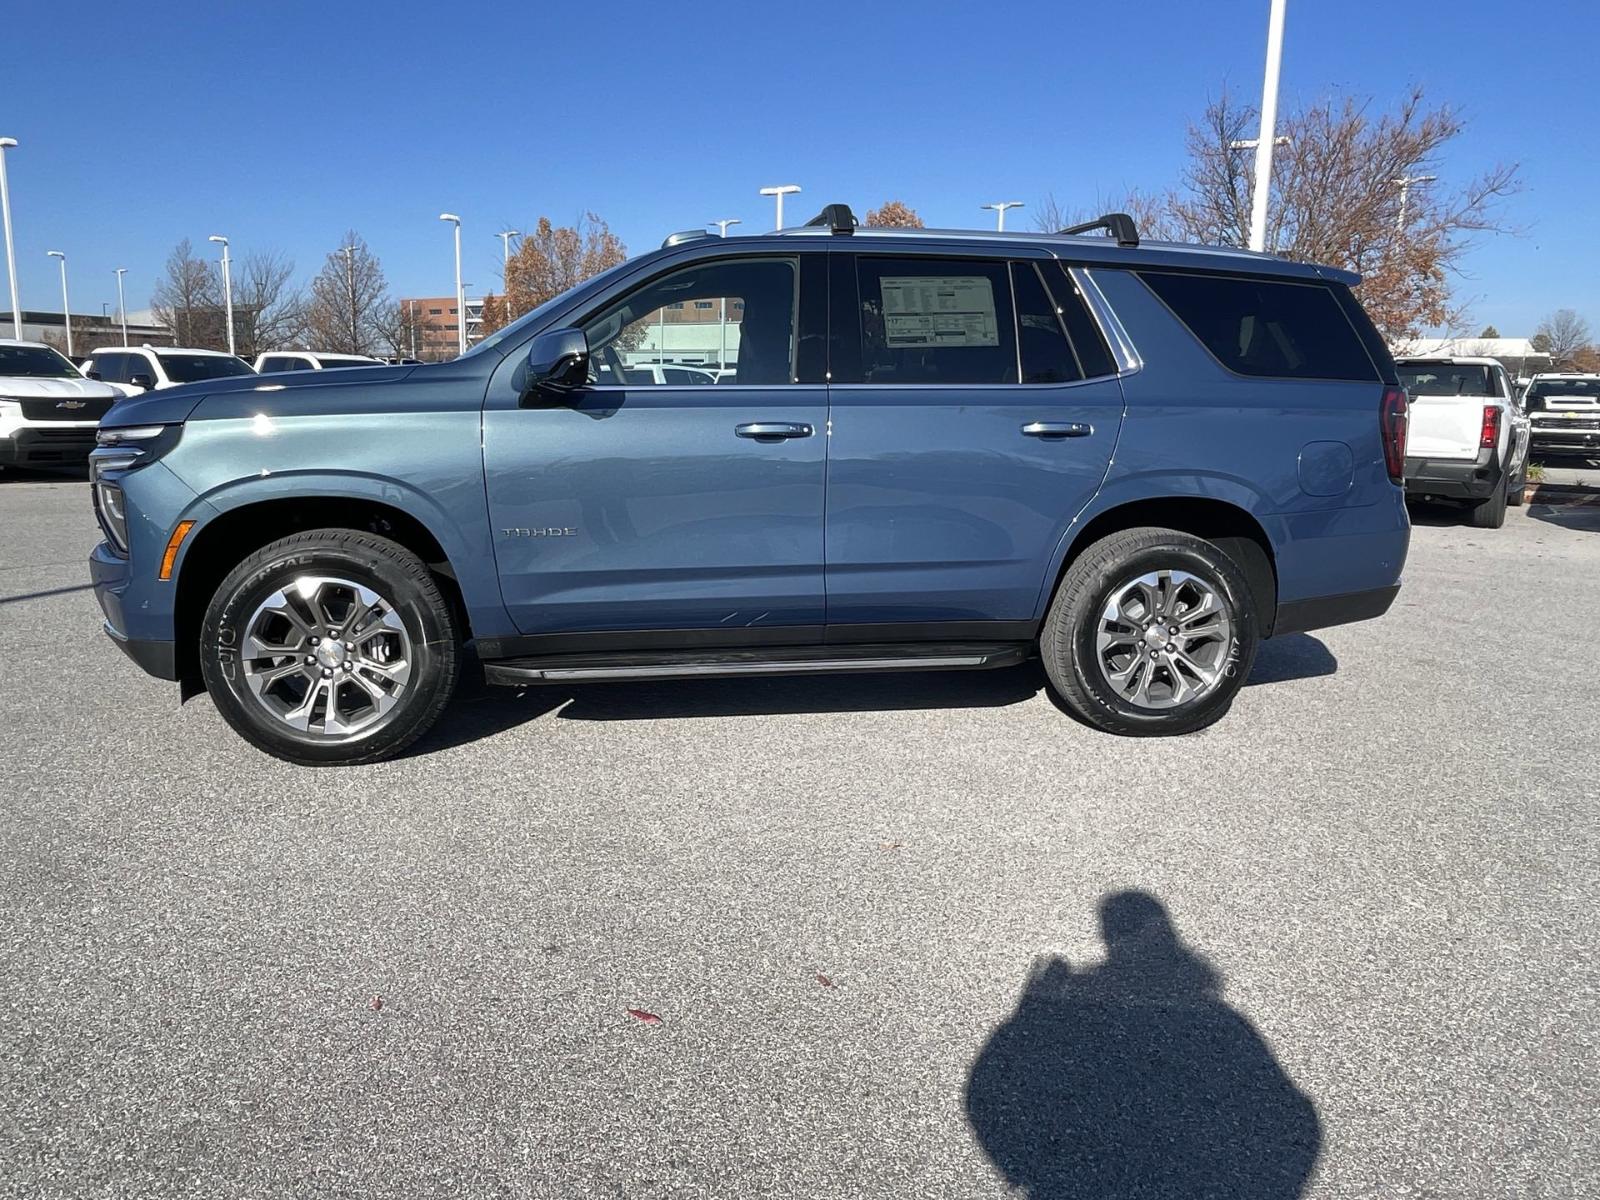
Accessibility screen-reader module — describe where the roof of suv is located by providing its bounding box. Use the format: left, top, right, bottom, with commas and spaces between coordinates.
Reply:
732, 222, 1360, 285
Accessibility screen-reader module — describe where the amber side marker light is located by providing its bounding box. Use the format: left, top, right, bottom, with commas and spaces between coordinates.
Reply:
158, 521, 197, 581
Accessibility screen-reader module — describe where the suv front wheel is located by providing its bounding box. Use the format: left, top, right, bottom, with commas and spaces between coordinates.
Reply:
199, 529, 459, 765
1041, 527, 1259, 736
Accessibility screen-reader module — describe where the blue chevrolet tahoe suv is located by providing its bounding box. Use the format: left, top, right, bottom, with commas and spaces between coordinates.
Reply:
89, 207, 1411, 765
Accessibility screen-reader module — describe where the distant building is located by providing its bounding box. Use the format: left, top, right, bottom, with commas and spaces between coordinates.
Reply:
1393, 336, 1552, 379
628, 300, 746, 368
398, 296, 484, 361
10, 308, 173, 353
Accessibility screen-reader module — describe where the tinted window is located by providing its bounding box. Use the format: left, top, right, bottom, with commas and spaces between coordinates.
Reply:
1012, 262, 1082, 384
0, 344, 80, 379
317, 356, 375, 369
1527, 378, 1600, 400
1141, 272, 1378, 382
94, 353, 130, 384
158, 354, 255, 383
1396, 362, 1496, 397
1043, 264, 1117, 378
581, 257, 798, 386
258, 355, 297, 373
856, 257, 1016, 385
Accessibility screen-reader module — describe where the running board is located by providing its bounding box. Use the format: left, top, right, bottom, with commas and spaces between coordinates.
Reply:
481, 641, 1031, 685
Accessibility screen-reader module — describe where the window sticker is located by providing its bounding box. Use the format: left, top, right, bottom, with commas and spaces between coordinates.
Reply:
879, 276, 999, 347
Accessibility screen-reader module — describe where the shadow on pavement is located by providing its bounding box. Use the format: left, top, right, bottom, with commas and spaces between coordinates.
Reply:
407, 634, 1336, 757
965, 891, 1322, 1200
0, 581, 96, 606
1527, 501, 1600, 533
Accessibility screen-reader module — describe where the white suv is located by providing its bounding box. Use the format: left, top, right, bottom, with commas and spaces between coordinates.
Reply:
81, 346, 256, 396
1395, 356, 1531, 529
0, 339, 122, 469
254, 351, 383, 373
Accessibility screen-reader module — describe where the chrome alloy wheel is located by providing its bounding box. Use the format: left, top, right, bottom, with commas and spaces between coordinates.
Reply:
240, 575, 413, 737
1094, 569, 1234, 709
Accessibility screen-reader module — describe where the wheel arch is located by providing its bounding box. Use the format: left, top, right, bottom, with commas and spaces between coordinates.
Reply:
172, 494, 473, 685
1042, 493, 1280, 637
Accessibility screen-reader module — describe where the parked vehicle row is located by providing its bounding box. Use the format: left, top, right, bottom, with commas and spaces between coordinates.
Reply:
88, 206, 1412, 765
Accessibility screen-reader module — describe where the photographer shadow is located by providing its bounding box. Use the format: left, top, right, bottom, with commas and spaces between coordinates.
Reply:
965, 891, 1321, 1199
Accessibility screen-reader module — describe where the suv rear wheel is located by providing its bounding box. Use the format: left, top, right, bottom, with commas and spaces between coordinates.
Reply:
1040, 527, 1259, 736
199, 529, 458, 765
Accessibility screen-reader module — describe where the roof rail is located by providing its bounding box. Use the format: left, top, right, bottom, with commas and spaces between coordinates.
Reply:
661, 229, 717, 249
802, 203, 858, 235
1057, 212, 1140, 248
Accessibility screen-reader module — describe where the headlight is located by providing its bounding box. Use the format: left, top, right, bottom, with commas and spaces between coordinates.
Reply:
89, 424, 180, 554
94, 475, 129, 553
96, 424, 169, 446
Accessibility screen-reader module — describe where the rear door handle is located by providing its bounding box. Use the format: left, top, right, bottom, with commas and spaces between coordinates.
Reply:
1021, 421, 1092, 438
736, 422, 813, 439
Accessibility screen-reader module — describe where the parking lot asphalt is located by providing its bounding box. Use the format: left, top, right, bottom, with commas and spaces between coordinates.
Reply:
2, 471, 1596, 1199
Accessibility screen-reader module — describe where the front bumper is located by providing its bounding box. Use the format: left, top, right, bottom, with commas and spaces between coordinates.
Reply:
91, 539, 179, 680
1529, 421, 1600, 453
0, 426, 98, 466
1404, 451, 1502, 500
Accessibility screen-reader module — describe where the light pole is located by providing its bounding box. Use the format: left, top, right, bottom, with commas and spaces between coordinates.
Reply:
47, 251, 72, 356
1246, 0, 1288, 253
980, 201, 1024, 232
114, 268, 128, 345
710, 219, 740, 369
496, 229, 519, 281
1392, 174, 1436, 235
759, 184, 801, 231
0, 137, 20, 339
338, 243, 357, 352
208, 235, 235, 354
439, 214, 465, 356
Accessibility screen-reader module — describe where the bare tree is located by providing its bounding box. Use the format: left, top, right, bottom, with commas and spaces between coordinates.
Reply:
1030, 190, 1177, 240
1161, 87, 1519, 339
151, 239, 222, 348
864, 200, 924, 228
479, 214, 627, 335
1532, 309, 1592, 368
369, 299, 433, 360
304, 232, 391, 355
232, 250, 305, 358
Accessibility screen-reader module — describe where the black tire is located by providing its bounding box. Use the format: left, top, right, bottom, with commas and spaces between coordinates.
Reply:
1040, 527, 1259, 737
1506, 456, 1526, 507
1468, 471, 1509, 528
199, 529, 459, 766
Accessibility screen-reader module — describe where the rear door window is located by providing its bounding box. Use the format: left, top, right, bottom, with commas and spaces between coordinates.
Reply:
1011, 262, 1082, 384
1141, 272, 1379, 382
855, 257, 1017, 385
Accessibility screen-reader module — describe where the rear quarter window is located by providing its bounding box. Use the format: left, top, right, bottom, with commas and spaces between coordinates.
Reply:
1140, 272, 1379, 382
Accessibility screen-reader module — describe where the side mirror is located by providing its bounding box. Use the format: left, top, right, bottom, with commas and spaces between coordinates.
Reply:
129, 372, 156, 391
523, 327, 589, 403
85, 369, 102, 381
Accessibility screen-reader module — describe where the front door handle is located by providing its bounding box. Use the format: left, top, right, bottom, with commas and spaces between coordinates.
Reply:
736, 422, 813, 440
1021, 421, 1092, 438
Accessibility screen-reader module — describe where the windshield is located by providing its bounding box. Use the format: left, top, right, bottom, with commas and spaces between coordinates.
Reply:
1397, 363, 1496, 397
0, 343, 80, 379
1528, 378, 1600, 401
464, 259, 638, 358
159, 353, 255, 383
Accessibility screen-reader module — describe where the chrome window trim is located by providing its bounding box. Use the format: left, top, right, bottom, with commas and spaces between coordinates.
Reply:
1071, 267, 1143, 376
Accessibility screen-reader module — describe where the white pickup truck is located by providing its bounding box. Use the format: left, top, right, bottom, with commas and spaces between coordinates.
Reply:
1523, 373, 1600, 460
1395, 356, 1531, 529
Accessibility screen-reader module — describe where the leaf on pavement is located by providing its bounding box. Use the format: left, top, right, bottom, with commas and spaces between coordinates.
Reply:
369, 995, 384, 1011
626, 1008, 663, 1025
816, 973, 834, 988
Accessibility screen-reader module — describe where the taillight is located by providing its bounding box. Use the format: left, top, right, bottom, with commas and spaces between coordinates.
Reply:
1380, 386, 1408, 484
1480, 405, 1499, 450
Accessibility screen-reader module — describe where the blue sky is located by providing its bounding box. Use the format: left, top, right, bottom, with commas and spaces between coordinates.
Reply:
4, 0, 1595, 334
